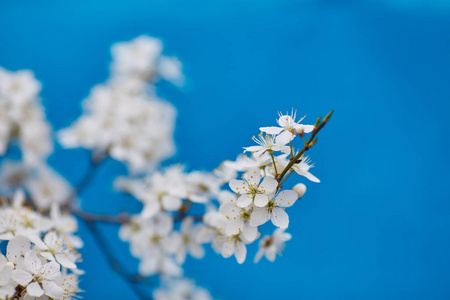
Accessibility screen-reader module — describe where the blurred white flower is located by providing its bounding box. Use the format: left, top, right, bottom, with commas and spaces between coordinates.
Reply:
254, 228, 291, 263
154, 278, 213, 300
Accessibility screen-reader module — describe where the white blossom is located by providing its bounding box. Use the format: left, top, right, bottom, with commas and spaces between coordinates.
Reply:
154, 278, 213, 300
260, 110, 314, 145
292, 156, 320, 183
243, 133, 290, 157
229, 168, 277, 208
250, 190, 298, 229
254, 228, 292, 263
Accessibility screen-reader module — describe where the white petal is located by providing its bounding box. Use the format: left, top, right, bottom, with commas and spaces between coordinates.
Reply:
243, 145, 263, 153
219, 203, 240, 220
266, 247, 277, 262
250, 208, 270, 227
181, 217, 194, 233
55, 253, 77, 269
303, 125, 315, 133
242, 223, 258, 242
39, 252, 55, 261
11, 269, 32, 286
43, 280, 64, 299
234, 241, 247, 264
258, 177, 277, 194
271, 208, 289, 229
221, 240, 235, 258
6, 236, 31, 263
40, 261, 61, 281
253, 194, 269, 207
259, 126, 283, 135
274, 190, 298, 207
141, 202, 161, 219
254, 248, 264, 263
275, 131, 294, 145
244, 168, 262, 186
188, 243, 205, 259
162, 195, 182, 211
305, 172, 320, 183
0, 264, 12, 285
225, 220, 242, 236
26, 282, 43, 297
24, 251, 41, 274
236, 194, 253, 208
229, 179, 249, 195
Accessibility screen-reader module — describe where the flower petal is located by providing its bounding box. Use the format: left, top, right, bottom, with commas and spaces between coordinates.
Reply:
141, 202, 161, 219
271, 208, 289, 229
243, 168, 262, 186
55, 253, 77, 269
236, 194, 253, 208
275, 130, 294, 145
242, 223, 259, 242
43, 280, 64, 299
26, 281, 44, 297
258, 177, 277, 194
274, 190, 298, 207
229, 179, 249, 195
250, 208, 270, 227
305, 172, 320, 183
162, 195, 182, 211
40, 261, 61, 281
6, 236, 31, 263
303, 125, 315, 133
11, 269, 32, 286
259, 126, 283, 135
253, 194, 269, 207
235, 241, 247, 264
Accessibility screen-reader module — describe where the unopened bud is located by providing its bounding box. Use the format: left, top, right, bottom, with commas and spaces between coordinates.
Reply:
294, 124, 304, 136
292, 183, 307, 198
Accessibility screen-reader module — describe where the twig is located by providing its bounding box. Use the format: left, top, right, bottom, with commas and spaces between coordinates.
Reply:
83, 220, 151, 300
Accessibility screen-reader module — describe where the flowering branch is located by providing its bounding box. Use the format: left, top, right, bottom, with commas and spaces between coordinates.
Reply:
276, 109, 333, 186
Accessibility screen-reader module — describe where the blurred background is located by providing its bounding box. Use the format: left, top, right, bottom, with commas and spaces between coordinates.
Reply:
1, 0, 450, 299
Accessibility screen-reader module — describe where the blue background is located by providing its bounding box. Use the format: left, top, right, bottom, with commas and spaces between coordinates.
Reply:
1, 0, 450, 299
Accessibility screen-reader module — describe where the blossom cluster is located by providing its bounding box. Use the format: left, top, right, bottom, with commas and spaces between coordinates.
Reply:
0, 190, 82, 300
58, 36, 182, 173
0, 34, 331, 300
116, 110, 319, 271
0, 68, 52, 165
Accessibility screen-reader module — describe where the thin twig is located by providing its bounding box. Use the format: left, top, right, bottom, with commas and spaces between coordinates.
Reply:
83, 220, 151, 300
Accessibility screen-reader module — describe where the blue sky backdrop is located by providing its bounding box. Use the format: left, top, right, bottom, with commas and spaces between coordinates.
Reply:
1, 0, 450, 299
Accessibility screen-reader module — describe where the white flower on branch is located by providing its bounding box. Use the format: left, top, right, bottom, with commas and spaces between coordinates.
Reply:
254, 228, 292, 263
260, 109, 314, 145
229, 168, 277, 208
219, 193, 259, 242
243, 133, 290, 157
292, 156, 320, 183
11, 249, 64, 299
250, 190, 298, 229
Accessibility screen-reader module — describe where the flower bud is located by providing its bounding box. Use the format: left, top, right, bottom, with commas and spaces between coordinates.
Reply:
292, 183, 307, 198
294, 124, 304, 136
